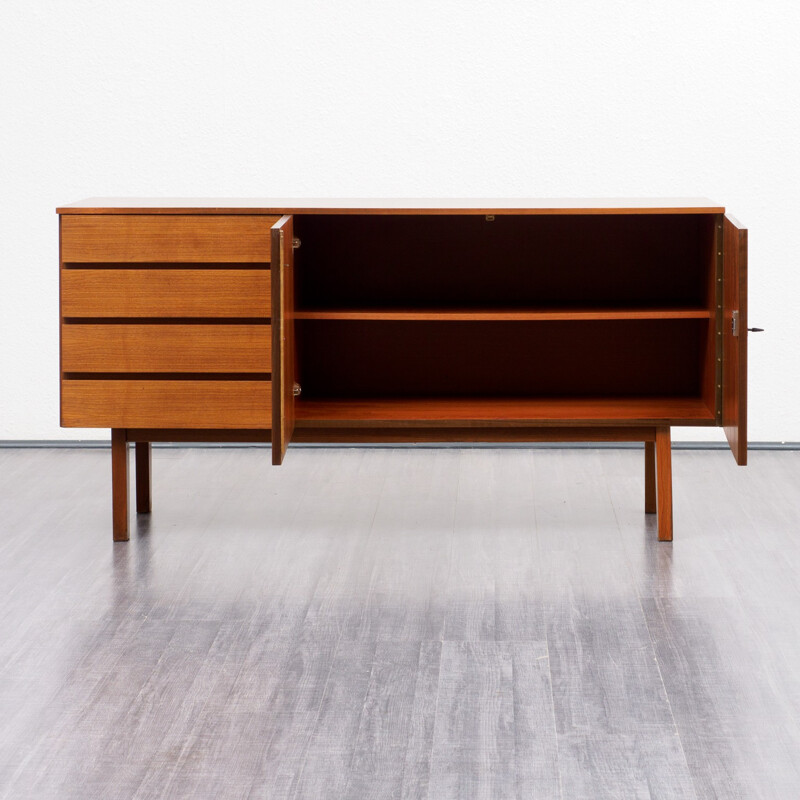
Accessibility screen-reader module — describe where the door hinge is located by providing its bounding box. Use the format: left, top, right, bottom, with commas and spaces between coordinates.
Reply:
293, 382, 302, 398
731, 310, 739, 337
292, 237, 301, 250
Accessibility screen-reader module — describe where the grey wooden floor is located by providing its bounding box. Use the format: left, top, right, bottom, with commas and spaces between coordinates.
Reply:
1, 446, 799, 799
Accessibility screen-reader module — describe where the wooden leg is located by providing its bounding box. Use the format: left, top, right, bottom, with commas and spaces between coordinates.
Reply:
655, 426, 673, 542
111, 429, 130, 542
644, 441, 657, 514
135, 442, 152, 514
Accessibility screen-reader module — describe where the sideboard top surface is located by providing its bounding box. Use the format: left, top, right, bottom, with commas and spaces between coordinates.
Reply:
57, 197, 724, 215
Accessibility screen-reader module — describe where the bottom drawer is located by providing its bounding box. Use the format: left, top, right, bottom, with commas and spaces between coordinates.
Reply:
62, 379, 271, 428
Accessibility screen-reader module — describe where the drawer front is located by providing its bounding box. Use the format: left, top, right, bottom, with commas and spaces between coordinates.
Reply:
62, 380, 271, 428
62, 324, 271, 373
61, 269, 271, 318
61, 215, 278, 263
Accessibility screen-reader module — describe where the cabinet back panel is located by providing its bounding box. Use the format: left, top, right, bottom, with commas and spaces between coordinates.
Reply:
296, 319, 707, 399
294, 214, 715, 310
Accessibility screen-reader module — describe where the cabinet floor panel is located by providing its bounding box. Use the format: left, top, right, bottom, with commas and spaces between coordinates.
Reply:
295, 397, 715, 427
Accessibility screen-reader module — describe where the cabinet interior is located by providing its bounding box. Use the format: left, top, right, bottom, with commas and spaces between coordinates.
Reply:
291, 213, 718, 423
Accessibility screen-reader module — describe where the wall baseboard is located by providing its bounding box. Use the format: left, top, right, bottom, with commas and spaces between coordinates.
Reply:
1, 440, 799, 451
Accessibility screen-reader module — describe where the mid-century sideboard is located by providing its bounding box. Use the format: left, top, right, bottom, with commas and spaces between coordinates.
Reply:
56, 198, 749, 542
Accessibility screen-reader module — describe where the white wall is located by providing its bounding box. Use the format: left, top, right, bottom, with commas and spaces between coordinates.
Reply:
0, 0, 796, 441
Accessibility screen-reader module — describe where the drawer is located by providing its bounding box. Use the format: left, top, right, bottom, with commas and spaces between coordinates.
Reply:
62, 324, 271, 373
61, 379, 271, 428
61, 269, 270, 318
61, 215, 278, 263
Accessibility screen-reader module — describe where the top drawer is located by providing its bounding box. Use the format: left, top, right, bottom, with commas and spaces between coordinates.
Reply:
61, 215, 279, 263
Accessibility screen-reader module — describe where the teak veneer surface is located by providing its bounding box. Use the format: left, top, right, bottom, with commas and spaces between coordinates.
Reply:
656, 426, 674, 541
135, 442, 151, 514
57, 198, 724, 215
62, 379, 271, 428
110, 429, 129, 540
61, 214, 277, 262
61, 324, 271, 373
290, 426, 660, 443
295, 397, 715, 427
271, 215, 296, 465
54, 198, 746, 544
723, 215, 748, 465
61, 269, 271, 318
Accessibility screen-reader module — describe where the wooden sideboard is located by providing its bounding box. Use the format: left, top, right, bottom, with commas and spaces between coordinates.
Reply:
57, 198, 749, 542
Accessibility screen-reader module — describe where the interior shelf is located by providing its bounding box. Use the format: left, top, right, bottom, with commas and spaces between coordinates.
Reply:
296, 397, 716, 427
294, 307, 712, 322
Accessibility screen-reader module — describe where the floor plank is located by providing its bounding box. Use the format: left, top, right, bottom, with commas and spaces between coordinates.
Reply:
428, 641, 516, 800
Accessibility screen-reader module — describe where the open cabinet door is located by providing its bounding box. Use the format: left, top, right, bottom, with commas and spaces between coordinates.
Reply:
723, 214, 748, 465
271, 215, 295, 465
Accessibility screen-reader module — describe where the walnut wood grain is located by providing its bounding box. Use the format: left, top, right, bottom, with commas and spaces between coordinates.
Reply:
295, 398, 715, 428
62, 380, 271, 428
61, 269, 271, 318
61, 324, 271, 373
61, 215, 277, 262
